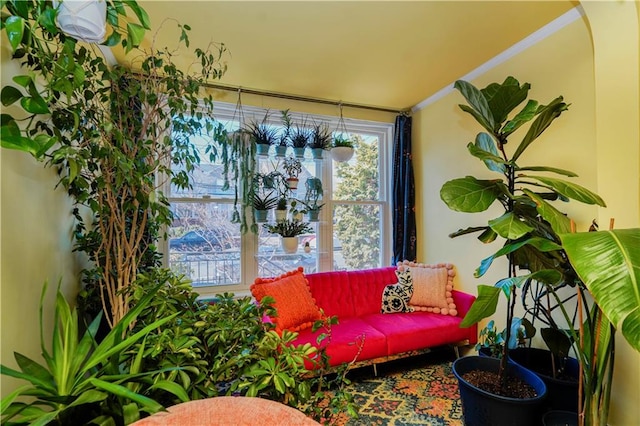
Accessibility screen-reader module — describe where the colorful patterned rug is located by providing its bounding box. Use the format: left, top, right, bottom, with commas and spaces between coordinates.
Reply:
334, 349, 463, 426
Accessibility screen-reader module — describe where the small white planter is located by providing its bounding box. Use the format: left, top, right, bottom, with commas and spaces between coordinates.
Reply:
331, 146, 354, 162
281, 236, 299, 254
54, 0, 107, 43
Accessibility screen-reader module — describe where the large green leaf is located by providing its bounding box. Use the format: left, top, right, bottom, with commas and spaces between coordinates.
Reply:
454, 80, 495, 133
468, 133, 506, 174
489, 212, 534, 240
523, 189, 572, 235
440, 176, 502, 213
512, 97, 568, 162
517, 165, 578, 177
4, 16, 24, 51
481, 76, 530, 126
476, 237, 562, 278
560, 229, 640, 352
460, 285, 500, 327
503, 99, 539, 136
525, 175, 606, 206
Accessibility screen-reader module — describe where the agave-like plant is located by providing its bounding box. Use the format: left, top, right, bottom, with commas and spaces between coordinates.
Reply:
0, 282, 186, 425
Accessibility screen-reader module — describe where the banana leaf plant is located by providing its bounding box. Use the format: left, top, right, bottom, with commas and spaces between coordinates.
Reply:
440, 77, 606, 392
0, 281, 187, 426
559, 228, 640, 426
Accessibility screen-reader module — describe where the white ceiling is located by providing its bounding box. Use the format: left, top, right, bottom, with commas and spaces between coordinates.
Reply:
120, 1, 578, 111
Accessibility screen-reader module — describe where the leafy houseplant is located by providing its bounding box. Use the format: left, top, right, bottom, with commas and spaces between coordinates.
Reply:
273, 109, 292, 156
246, 112, 278, 156
282, 156, 302, 190
289, 118, 312, 158
0, 0, 229, 327
308, 122, 332, 159
127, 268, 358, 423
263, 218, 312, 254
331, 135, 355, 162
0, 281, 182, 425
302, 177, 324, 221
440, 77, 604, 421
253, 191, 278, 222
559, 228, 640, 426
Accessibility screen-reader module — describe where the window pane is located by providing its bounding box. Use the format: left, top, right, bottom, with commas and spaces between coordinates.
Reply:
257, 222, 318, 277
333, 204, 381, 270
333, 135, 380, 201
169, 202, 241, 287
170, 119, 240, 198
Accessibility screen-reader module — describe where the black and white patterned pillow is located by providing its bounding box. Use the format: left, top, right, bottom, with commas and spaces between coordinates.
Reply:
381, 269, 414, 313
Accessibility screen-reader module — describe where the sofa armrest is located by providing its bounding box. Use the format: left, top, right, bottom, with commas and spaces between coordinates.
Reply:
452, 289, 478, 344
452, 289, 475, 318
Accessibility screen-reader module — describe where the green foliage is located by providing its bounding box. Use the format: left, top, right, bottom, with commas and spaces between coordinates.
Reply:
302, 177, 324, 211
245, 112, 279, 145
560, 229, 640, 425
282, 156, 302, 179
440, 77, 605, 385
0, 281, 181, 426
0, 0, 230, 326
476, 319, 535, 357
253, 191, 279, 211
308, 122, 332, 150
263, 219, 313, 237
334, 136, 380, 269
127, 269, 357, 423
332, 135, 355, 148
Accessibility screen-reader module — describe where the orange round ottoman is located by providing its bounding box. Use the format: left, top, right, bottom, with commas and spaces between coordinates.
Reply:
130, 396, 321, 425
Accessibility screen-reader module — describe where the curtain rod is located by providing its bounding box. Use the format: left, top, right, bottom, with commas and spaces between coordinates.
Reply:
202, 82, 408, 115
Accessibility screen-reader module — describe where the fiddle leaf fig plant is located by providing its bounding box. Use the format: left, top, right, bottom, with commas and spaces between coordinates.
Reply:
0, 0, 229, 327
440, 77, 605, 391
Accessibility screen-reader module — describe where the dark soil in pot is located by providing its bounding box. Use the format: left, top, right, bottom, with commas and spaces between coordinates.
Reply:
462, 369, 538, 398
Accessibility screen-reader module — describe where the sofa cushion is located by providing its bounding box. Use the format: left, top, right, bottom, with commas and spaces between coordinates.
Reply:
362, 312, 471, 354
398, 261, 458, 316
381, 269, 414, 313
250, 268, 322, 333
292, 317, 388, 367
305, 271, 355, 318
349, 267, 398, 316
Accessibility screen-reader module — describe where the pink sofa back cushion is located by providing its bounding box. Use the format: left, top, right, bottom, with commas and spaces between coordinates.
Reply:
305, 270, 355, 318
348, 267, 398, 317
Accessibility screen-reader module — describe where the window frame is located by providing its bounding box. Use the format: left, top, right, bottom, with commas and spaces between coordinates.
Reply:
163, 101, 394, 297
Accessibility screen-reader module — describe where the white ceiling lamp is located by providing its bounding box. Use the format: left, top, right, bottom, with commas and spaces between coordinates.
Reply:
54, 0, 107, 44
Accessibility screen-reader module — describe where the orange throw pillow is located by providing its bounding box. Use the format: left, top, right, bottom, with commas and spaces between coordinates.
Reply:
398, 261, 458, 316
251, 267, 322, 333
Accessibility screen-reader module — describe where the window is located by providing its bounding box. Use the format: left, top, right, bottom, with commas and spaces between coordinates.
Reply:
164, 102, 393, 297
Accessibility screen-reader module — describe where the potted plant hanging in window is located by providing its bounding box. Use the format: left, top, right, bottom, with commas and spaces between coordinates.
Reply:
263, 219, 312, 254
302, 177, 324, 222
282, 156, 302, 190
246, 112, 278, 156
290, 118, 312, 159
331, 135, 355, 162
308, 122, 332, 159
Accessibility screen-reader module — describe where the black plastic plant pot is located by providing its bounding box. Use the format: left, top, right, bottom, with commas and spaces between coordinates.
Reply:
508, 347, 579, 414
542, 410, 579, 426
452, 355, 548, 426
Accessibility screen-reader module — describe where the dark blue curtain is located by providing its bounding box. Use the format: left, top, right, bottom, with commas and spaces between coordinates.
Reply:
392, 114, 416, 265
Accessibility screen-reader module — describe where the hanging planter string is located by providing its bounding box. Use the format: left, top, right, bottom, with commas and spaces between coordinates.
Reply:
331, 103, 355, 162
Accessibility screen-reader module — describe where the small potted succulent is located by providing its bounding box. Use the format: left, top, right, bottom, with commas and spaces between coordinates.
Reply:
282, 156, 302, 190
308, 122, 332, 159
274, 197, 288, 222
330, 135, 355, 162
263, 219, 313, 254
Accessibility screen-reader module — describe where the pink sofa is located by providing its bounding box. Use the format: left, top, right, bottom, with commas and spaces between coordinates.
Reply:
290, 267, 478, 368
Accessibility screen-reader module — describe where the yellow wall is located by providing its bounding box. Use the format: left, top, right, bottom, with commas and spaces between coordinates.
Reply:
413, 4, 639, 425
0, 46, 80, 397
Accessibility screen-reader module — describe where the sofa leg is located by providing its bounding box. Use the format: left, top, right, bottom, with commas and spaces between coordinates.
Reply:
453, 346, 460, 359
373, 363, 378, 376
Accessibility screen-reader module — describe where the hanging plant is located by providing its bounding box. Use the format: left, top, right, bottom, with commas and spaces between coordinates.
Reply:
331, 105, 355, 162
